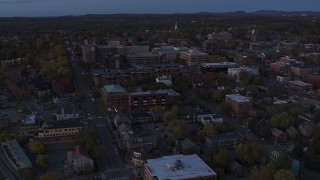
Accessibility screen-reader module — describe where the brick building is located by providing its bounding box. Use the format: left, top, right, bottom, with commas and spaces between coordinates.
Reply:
128, 91, 168, 110
308, 74, 320, 89
272, 128, 287, 144
101, 85, 128, 109
235, 51, 257, 66
225, 94, 252, 117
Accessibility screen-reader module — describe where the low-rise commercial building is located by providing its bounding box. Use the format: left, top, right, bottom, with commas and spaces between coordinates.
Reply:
142, 154, 216, 180
34, 121, 83, 142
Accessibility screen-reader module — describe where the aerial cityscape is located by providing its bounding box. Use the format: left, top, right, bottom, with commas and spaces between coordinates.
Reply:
0, 1, 320, 180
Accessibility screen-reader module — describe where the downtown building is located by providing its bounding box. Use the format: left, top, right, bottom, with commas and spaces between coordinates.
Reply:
101, 85, 171, 111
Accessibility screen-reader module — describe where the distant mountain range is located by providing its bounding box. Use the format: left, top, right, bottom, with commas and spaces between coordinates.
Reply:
78, 10, 320, 18
251, 10, 320, 16
194, 10, 320, 16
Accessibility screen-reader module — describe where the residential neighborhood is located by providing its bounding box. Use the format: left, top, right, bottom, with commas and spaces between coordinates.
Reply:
1, 8, 320, 180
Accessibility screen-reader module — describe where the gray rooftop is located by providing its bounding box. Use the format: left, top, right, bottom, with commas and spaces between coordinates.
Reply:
226, 94, 251, 103
2, 139, 32, 169
145, 154, 216, 180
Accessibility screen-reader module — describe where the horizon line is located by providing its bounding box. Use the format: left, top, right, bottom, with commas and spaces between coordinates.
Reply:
0, 9, 320, 18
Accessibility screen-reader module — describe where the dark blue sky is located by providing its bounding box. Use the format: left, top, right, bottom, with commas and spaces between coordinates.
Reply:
0, 0, 319, 17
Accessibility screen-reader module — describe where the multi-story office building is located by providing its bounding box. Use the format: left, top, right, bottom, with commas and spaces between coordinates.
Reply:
127, 52, 160, 65
124, 45, 149, 55
180, 49, 208, 67
128, 91, 168, 109
225, 94, 252, 117
101, 85, 129, 109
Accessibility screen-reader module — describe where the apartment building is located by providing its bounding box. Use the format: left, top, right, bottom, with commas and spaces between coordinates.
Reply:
205, 131, 244, 150
225, 94, 252, 117
128, 91, 168, 110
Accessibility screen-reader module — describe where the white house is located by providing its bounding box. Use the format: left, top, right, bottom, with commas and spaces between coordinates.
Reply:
67, 145, 94, 173
198, 113, 223, 125
156, 75, 173, 86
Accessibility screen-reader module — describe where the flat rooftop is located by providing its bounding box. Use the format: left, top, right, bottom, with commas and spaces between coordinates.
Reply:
288, 80, 312, 87
103, 85, 126, 94
182, 49, 208, 56
22, 114, 37, 125
202, 62, 238, 67
145, 154, 216, 179
2, 139, 32, 169
226, 94, 251, 103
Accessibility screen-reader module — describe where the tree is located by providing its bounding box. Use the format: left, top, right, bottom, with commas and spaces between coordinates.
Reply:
249, 166, 272, 180
213, 149, 231, 170
74, 90, 85, 102
163, 106, 178, 123
274, 169, 296, 180
220, 103, 232, 117
186, 95, 198, 107
168, 119, 188, 138
29, 141, 45, 154
288, 106, 303, 120
75, 128, 97, 153
204, 124, 219, 136
40, 172, 57, 180
271, 112, 292, 129
15, 135, 28, 146
236, 143, 266, 167
267, 154, 291, 174
36, 155, 49, 168
314, 108, 320, 123
211, 90, 224, 103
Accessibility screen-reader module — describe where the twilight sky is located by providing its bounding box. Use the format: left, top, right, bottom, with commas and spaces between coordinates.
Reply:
0, 0, 319, 17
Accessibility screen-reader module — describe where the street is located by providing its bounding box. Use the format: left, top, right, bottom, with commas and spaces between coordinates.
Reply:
70, 55, 126, 173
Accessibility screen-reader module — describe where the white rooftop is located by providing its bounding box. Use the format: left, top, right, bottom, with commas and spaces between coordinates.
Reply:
22, 114, 37, 125
226, 94, 250, 103
145, 154, 216, 180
